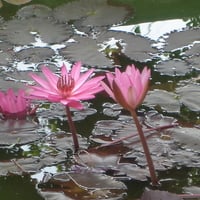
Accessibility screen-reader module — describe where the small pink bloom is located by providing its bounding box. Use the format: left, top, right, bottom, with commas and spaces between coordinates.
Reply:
0, 88, 35, 119
28, 61, 104, 109
101, 64, 151, 111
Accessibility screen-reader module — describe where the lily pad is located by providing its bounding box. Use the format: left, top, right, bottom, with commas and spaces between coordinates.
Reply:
164, 28, 200, 51
60, 36, 113, 67
16, 4, 52, 19
143, 89, 180, 113
53, 0, 129, 26
171, 127, 200, 151
176, 84, 200, 112
184, 43, 200, 57
155, 60, 191, 76
97, 30, 158, 61
38, 172, 127, 200
0, 120, 41, 146
3, 0, 31, 5
16, 47, 55, 64
0, 18, 72, 45
141, 190, 182, 200
187, 55, 200, 70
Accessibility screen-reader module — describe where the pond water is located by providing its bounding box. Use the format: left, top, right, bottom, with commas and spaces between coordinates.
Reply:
0, 0, 200, 200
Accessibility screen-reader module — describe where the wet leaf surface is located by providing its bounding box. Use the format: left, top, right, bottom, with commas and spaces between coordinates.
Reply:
38, 172, 127, 200
97, 30, 158, 61
16, 4, 53, 19
0, 18, 72, 45
143, 89, 180, 113
141, 190, 182, 200
164, 29, 200, 51
16, 47, 55, 64
155, 60, 192, 76
53, 0, 129, 26
60, 36, 113, 67
0, 120, 41, 146
3, 0, 31, 5
176, 84, 200, 112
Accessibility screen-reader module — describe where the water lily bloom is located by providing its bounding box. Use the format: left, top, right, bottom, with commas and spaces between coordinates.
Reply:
28, 61, 104, 109
102, 64, 158, 185
0, 88, 35, 119
101, 64, 151, 111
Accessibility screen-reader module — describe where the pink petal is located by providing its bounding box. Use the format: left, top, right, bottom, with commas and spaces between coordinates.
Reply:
41, 66, 59, 90
71, 61, 81, 81
73, 68, 94, 91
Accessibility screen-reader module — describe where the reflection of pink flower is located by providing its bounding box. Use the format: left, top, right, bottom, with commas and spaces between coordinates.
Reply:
0, 88, 35, 119
29, 62, 104, 109
101, 64, 151, 111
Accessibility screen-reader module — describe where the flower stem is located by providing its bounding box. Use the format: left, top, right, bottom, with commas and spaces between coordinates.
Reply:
131, 110, 158, 186
65, 105, 79, 152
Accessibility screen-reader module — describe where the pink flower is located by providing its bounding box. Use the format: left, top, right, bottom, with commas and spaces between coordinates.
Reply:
101, 64, 151, 111
28, 61, 104, 109
0, 88, 35, 119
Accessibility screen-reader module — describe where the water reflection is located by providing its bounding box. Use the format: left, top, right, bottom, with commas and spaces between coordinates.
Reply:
111, 19, 188, 41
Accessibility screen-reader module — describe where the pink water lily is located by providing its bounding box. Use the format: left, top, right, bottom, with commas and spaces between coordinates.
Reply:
29, 61, 104, 109
101, 64, 151, 111
0, 88, 35, 119
102, 64, 158, 185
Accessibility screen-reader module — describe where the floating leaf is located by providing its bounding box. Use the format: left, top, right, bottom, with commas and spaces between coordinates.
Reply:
187, 55, 200, 70
118, 163, 149, 181
68, 172, 127, 190
164, 29, 200, 51
17, 4, 52, 19
143, 89, 180, 113
16, 47, 55, 64
60, 36, 113, 67
3, 0, 31, 5
176, 84, 200, 112
0, 18, 72, 45
97, 30, 158, 61
144, 110, 177, 128
184, 43, 200, 57
38, 172, 127, 200
53, 0, 129, 26
155, 60, 191, 76
0, 120, 42, 146
141, 190, 182, 200
171, 127, 200, 151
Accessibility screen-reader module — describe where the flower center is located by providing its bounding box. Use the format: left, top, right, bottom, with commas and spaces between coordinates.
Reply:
57, 75, 75, 97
